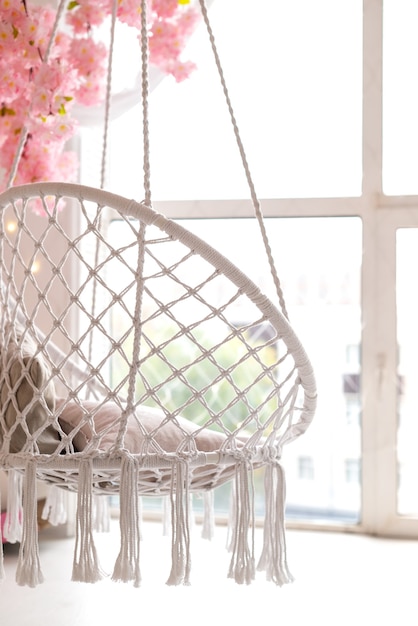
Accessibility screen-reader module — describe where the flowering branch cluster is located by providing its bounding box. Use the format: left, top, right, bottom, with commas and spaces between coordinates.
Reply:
0, 0, 199, 197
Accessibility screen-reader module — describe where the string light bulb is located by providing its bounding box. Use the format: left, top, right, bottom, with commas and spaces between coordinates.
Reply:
6, 220, 17, 233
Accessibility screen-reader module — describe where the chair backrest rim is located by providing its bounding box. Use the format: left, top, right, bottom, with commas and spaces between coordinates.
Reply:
0, 181, 317, 438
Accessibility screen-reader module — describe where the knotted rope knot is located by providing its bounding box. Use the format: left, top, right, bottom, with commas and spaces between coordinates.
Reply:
175, 447, 202, 467
140, 433, 160, 451
115, 448, 140, 473
1, 433, 12, 455
261, 444, 283, 464
79, 448, 103, 464
222, 446, 254, 466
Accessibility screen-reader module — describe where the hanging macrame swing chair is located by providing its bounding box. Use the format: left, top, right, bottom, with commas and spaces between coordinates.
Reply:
0, 0, 317, 588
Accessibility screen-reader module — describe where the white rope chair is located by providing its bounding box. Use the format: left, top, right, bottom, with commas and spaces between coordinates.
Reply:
0, 0, 317, 588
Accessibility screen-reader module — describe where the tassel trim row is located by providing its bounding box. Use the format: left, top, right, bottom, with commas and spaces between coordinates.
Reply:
1, 457, 293, 589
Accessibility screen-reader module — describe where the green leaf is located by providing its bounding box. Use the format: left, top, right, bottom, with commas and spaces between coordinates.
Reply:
58, 104, 66, 115
12, 25, 18, 39
67, 1, 79, 9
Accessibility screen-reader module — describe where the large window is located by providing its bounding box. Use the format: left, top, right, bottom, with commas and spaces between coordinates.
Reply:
108, 0, 362, 201
79, 0, 418, 537
383, 0, 418, 194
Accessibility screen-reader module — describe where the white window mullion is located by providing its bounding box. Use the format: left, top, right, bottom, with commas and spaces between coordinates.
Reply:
362, 0, 383, 198
360, 0, 388, 535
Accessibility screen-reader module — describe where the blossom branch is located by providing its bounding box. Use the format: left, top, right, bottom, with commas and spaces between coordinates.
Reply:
0, 0, 200, 203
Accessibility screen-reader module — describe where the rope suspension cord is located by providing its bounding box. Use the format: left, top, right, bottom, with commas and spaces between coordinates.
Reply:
139, 0, 152, 208
100, 0, 119, 191
114, 0, 150, 446
197, 0, 289, 320
87, 0, 119, 370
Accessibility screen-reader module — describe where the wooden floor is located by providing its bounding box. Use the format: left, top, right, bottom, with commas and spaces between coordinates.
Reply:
1, 519, 417, 626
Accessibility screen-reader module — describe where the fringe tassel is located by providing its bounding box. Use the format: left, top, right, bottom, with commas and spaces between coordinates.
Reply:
227, 460, 255, 585
162, 495, 170, 537
4, 470, 23, 543
226, 480, 237, 552
257, 462, 294, 586
112, 456, 141, 587
166, 460, 191, 586
42, 485, 68, 527
72, 459, 103, 583
93, 496, 110, 533
138, 496, 143, 541
15, 460, 44, 587
201, 490, 215, 540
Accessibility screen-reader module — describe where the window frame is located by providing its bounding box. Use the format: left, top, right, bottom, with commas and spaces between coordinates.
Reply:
75, 0, 417, 537
148, 1, 415, 538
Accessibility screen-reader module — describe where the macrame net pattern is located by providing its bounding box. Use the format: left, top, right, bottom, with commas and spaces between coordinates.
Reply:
0, 0, 317, 589
0, 182, 316, 586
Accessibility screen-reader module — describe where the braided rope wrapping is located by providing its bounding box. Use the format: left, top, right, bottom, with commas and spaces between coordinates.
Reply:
0, 182, 317, 586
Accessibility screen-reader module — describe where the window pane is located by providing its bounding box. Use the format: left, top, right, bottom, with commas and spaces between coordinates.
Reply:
107, 0, 362, 200
383, 0, 418, 195
197, 216, 362, 523
397, 228, 418, 515
106, 215, 362, 524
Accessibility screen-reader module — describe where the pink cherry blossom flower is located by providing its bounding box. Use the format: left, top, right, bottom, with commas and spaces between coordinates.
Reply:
66, 0, 111, 34
0, 0, 201, 208
152, 0, 181, 19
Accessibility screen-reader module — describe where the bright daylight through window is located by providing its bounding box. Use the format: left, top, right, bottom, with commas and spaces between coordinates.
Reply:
79, 0, 418, 536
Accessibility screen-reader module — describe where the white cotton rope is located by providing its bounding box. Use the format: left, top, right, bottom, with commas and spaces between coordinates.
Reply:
15, 460, 43, 587
72, 460, 104, 583
197, 0, 289, 320
166, 460, 192, 586
4, 470, 23, 543
162, 495, 171, 537
140, 0, 152, 206
257, 462, 294, 586
114, 222, 147, 451
100, 0, 119, 190
227, 460, 255, 585
112, 455, 141, 587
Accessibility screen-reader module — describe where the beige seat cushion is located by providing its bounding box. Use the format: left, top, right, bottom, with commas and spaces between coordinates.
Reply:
57, 398, 228, 454
0, 327, 59, 453
57, 398, 239, 492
